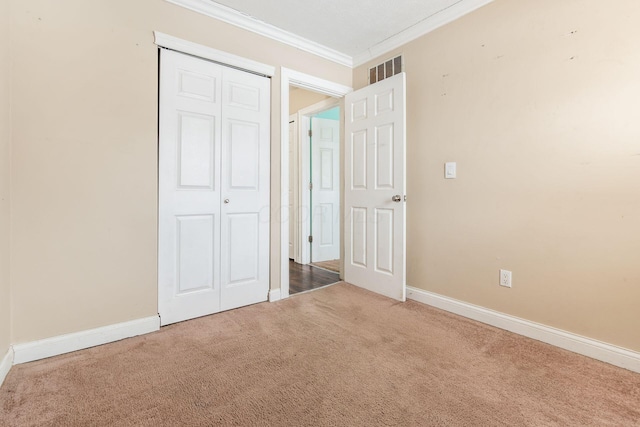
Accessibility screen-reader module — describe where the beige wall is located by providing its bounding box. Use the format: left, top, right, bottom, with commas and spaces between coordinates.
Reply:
354, 0, 640, 351
9, 0, 351, 343
289, 87, 331, 115
7, 0, 639, 355
0, 0, 11, 357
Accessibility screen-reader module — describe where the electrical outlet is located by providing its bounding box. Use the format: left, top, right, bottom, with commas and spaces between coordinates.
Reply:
499, 269, 512, 288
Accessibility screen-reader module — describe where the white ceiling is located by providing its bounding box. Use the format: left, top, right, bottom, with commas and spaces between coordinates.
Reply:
168, 0, 494, 66
213, 0, 463, 56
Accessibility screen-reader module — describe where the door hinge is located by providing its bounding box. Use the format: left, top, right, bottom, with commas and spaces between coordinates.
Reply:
308, 129, 312, 137
308, 235, 313, 243
309, 182, 313, 190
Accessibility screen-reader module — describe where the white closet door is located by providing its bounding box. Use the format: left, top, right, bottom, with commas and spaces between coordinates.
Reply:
311, 117, 340, 262
159, 50, 270, 325
158, 49, 223, 325
219, 66, 270, 311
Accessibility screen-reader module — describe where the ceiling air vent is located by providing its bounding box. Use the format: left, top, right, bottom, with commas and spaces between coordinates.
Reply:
369, 55, 403, 85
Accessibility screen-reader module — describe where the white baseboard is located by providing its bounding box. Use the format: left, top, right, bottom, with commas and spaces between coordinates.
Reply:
407, 287, 640, 374
12, 316, 160, 365
0, 347, 14, 388
268, 288, 282, 302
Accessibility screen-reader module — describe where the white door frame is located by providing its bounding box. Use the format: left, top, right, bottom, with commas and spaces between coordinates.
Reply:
288, 114, 298, 262
279, 68, 352, 299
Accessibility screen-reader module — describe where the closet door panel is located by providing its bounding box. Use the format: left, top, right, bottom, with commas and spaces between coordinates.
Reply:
158, 50, 222, 326
220, 67, 270, 311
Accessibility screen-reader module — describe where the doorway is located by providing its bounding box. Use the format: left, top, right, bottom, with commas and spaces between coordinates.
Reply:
289, 95, 341, 295
279, 69, 352, 299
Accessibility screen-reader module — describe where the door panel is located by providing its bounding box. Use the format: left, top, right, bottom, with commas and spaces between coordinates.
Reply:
375, 124, 394, 189
227, 213, 259, 284
159, 50, 222, 325
311, 117, 340, 262
351, 207, 367, 267
374, 209, 394, 274
228, 120, 260, 189
177, 215, 216, 293
220, 66, 270, 312
178, 69, 216, 101
178, 113, 215, 189
319, 203, 334, 245
344, 72, 406, 301
351, 130, 368, 189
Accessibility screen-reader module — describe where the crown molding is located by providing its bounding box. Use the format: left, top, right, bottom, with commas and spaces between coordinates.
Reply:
352, 0, 495, 67
166, 0, 494, 70
164, 0, 353, 68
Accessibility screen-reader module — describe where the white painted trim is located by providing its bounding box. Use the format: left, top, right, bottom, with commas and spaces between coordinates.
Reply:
0, 347, 13, 388
268, 288, 282, 302
407, 287, 640, 374
297, 98, 342, 122
280, 67, 352, 300
286, 69, 352, 99
289, 113, 301, 264
153, 31, 275, 77
12, 316, 160, 365
163, 0, 352, 67
353, 0, 495, 67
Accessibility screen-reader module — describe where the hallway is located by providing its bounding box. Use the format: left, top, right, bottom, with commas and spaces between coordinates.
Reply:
289, 261, 340, 295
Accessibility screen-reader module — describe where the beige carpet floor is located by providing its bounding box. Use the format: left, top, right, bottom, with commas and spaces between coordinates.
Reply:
1, 282, 639, 426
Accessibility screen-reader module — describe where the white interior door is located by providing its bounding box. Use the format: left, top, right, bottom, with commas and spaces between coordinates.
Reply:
344, 72, 406, 301
219, 66, 270, 312
159, 49, 270, 325
311, 117, 340, 262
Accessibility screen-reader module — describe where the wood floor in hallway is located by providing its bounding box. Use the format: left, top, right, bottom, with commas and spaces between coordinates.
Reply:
289, 260, 340, 295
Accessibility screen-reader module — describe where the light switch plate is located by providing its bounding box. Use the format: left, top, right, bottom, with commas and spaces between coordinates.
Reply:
445, 162, 457, 179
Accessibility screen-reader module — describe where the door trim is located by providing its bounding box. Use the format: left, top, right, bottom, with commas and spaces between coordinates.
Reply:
280, 68, 352, 299
154, 31, 275, 77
